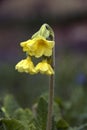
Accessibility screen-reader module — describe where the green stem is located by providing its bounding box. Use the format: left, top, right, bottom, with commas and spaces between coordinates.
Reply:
46, 46, 55, 130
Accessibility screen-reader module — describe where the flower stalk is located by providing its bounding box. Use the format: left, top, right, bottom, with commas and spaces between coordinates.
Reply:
46, 41, 55, 130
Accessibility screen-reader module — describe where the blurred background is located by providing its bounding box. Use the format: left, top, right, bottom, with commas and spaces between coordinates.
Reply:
0, 0, 87, 125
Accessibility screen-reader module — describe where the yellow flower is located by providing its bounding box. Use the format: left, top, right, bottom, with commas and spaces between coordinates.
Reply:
20, 36, 55, 58
35, 60, 54, 75
15, 57, 36, 74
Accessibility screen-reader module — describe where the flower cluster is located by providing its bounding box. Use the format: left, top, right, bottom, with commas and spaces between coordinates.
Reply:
15, 26, 55, 75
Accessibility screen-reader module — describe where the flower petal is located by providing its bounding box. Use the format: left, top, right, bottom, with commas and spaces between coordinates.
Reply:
35, 60, 54, 75
15, 57, 36, 74
20, 36, 55, 58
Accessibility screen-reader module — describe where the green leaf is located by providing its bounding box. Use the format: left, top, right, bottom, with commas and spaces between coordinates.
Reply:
13, 108, 33, 125
56, 118, 69, 130
0, 108, 5, 118
0, 119, 27, 130
3, 95, 20, 118
0, 95, 35, 130
34, 96, 48, 130
53, 101, 62, 122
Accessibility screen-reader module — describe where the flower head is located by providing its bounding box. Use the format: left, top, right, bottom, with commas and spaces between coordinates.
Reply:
15, 24, 55, 75
20, 36, 54, 58
15, 57, 36, 74
35, 59, 54, 75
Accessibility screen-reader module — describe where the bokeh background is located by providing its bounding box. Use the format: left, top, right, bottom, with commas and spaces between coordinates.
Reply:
0, 0, 87, 118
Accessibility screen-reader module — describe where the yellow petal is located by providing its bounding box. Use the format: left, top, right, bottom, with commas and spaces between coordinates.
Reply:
20, 36, 55, 58
35, 60, 54, 75
15, 57, 36, 74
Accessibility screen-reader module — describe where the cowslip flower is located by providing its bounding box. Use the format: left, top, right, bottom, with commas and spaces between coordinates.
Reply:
35, 59, 54, 75
15, 24, 55, 75
20, 35, 54, 58
15, 57, 36, 74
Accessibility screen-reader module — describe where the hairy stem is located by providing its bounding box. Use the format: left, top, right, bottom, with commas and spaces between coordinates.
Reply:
46, 46, 55, 130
